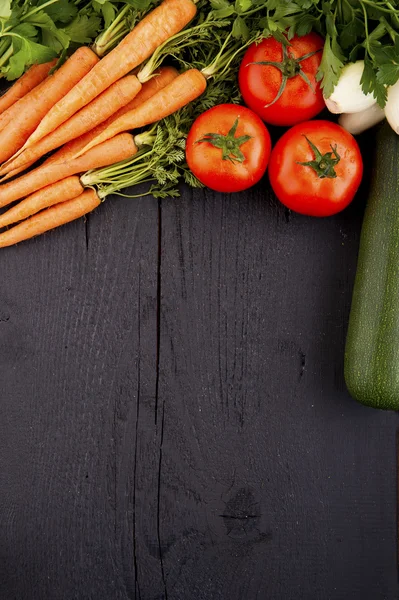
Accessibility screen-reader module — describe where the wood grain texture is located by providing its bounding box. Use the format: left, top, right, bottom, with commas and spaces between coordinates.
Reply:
157, 180, 399, 600
1, 135, 399, 599
0, 195, 161, 599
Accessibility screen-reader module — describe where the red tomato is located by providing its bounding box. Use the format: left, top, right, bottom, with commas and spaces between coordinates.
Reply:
268, 120, 363, 217
238, 33, 325, 126
185, 104, 271, 193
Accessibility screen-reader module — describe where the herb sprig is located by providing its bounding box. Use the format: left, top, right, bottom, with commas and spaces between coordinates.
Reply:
81, 110, 198, 199
0, 0, 102, 80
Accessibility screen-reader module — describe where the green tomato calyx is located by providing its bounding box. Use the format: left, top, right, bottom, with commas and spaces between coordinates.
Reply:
195, 118, 252, 163
248, 43, 321, 108
297, 135, 341, 179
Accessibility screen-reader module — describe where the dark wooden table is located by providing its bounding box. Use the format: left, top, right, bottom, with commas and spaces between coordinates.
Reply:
1, 131, 399, 600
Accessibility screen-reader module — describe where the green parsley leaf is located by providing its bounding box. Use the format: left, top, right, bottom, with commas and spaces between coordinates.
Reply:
373, 46, 398, 64
210, 0, 231, 9
316, 33, 344, 98
376, 62, 399, 87
5, 38, 56, 80
235, 0, 252, 13
24, 12, 70, 49
11, 23, 38, 40
365, 4, 387, 20
339, 0, 353, 22
325, 13, 337, 39
291, 14, 319, 37
63, 14, 102, 44
40, 29, 67, 54
39, 0, 78, 25
212, 7, 235, 19
273, 2, 303, 20
339, 17, 365, 50
232, 15, 249, 40
7, 5, 24, 29
361, 58, 387, 106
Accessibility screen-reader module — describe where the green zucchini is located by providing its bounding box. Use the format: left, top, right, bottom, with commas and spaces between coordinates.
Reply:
345, 121, 399, 410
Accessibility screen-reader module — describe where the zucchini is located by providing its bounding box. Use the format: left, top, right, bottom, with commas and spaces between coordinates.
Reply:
345, 121, 399, 410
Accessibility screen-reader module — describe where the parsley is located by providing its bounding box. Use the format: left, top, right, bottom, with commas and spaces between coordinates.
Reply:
316, 33, 344, 98
203, 0, 399, 107
63, 14, 102, 45
266, 0, 399, 106
0, 0, 101, 81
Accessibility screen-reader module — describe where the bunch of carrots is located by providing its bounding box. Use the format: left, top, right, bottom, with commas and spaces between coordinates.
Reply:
0, 0, 219, 248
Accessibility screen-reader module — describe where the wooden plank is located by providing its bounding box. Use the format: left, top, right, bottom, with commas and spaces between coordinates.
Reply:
0, 195, 161, 599
1, 154, 399, 599
158, 183, 399, 600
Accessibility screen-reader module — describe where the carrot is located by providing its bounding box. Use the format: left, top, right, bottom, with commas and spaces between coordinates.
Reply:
73, 69, 207, 159
0, 47, 99, 165
24, 0, 197, 148
0, 59, 58, 116
1, 75, 142, 176
0, 188, 100, 248
43, 66, 179, 169
0, 133, 137, 208
109, 66, 180, 118
0, 76, 50, 133
0, 176, 84, 229
0, 67, 179, 183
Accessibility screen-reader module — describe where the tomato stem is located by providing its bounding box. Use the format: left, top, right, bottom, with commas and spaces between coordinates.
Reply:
195, 117, 252, 163
247, 43, 321, 108
297, 136, 341, 179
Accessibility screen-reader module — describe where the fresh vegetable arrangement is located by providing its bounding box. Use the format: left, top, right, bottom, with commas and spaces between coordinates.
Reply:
2, 0, 399, 409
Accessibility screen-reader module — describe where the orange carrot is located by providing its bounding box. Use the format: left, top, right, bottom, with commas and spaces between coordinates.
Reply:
1, 75, 142, 175
0, 76, 50, 133
43, 66, 179, 169
0, 188, 100, 248
0, 47, 99, 164
0, 133, 137, 208
24, 0, 197, 147
0, 67, 179, 183
0, 163, 31, 182
0, 176, 84, 228
121, 66, 179, 109
0, 98, 20, 132
73, 69, 207, 158
0, 59, 58, 116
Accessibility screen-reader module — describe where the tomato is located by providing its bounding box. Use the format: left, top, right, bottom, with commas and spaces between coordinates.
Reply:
238, 33, 325, 126
185, 104, 271, 193
268, 120, 363, 217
